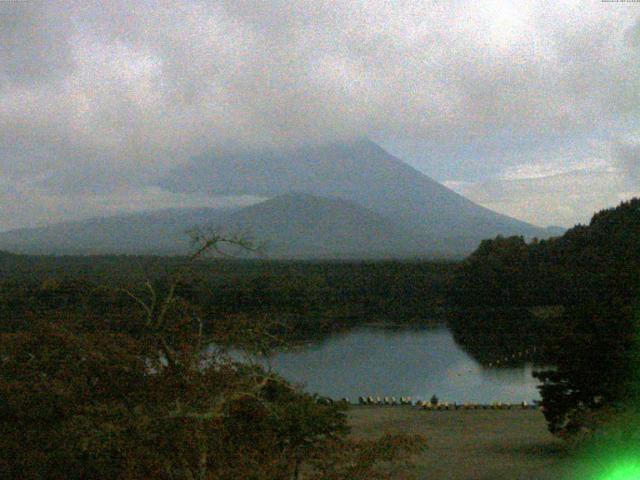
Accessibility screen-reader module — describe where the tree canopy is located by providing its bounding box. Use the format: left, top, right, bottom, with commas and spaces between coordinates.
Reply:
0, 235, 426, 479
448, 198, 640, 437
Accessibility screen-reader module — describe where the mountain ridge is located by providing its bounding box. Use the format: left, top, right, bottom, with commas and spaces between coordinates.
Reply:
0, 194, 438, 258
0, 140, 564, 258
161, 139, 552, 252
0, 207, 234, 255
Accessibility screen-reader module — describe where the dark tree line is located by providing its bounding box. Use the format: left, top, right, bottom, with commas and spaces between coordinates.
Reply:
0, 257, 452, 343
448, 198, 640, 437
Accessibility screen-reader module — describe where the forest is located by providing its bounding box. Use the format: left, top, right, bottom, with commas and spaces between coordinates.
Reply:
448, 198, 640, 438
0, 254, 452, 340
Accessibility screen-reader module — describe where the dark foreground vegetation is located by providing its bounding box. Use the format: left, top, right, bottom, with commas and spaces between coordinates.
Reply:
0, 238, 428, 479
0, 313, 426, 479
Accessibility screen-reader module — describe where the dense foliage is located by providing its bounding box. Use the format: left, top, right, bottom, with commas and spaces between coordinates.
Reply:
449, 198, 640, 437
450, 199, 640, 309
0, 257, 452, 342
0, 245, 427, 479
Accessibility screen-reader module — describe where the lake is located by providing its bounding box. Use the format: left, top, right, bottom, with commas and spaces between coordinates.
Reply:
259, 326, 542, 404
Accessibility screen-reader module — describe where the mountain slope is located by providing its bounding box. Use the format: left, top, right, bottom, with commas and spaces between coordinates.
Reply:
1, 140, 561, 258
0, 194, 427, 258
161, 139, 552, 253
218, 193, 424, 258
0, 208, 233, 255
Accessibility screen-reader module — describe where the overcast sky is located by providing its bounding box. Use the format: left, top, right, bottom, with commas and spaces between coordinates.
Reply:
1, 0, 639, 231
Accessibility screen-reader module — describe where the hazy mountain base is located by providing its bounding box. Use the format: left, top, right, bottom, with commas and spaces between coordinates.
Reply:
0, 207, 234, 256
0, 193, 469, 258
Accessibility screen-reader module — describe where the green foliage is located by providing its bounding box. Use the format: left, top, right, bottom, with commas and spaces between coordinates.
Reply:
535, 301, 640, 439
533, 200, 640, 438
448, 234, 566, 308
0, 304, 357, 479
0, 258, 453, 342
450, 198, 640, 438
0, 238, 429, 479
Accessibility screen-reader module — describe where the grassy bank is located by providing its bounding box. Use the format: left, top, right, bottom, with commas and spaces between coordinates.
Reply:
348, 406, 570, 479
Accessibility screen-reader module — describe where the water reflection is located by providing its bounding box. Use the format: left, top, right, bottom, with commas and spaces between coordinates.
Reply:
260, 326, 542, 403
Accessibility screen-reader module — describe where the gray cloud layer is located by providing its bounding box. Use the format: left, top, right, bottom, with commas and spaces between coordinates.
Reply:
615, 141, 640, 183
1, 0, 639, 229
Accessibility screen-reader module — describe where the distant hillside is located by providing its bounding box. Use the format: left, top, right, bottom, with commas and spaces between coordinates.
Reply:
0, 194, 431, 258
449, 197, 640, 308
0, 208, 232, 255
542, 226, 566, 237
161, 139, 554, 253
217, 193, 424, 258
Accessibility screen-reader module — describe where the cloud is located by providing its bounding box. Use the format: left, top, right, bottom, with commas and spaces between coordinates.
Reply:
614, 141, 640, 184
445, 147, 639, 227
0, 1, 639, 229
0, 179, 262, 232
0, 2, 74, 86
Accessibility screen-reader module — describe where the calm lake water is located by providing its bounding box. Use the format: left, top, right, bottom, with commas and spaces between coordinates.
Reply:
260, 326, 542, 404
